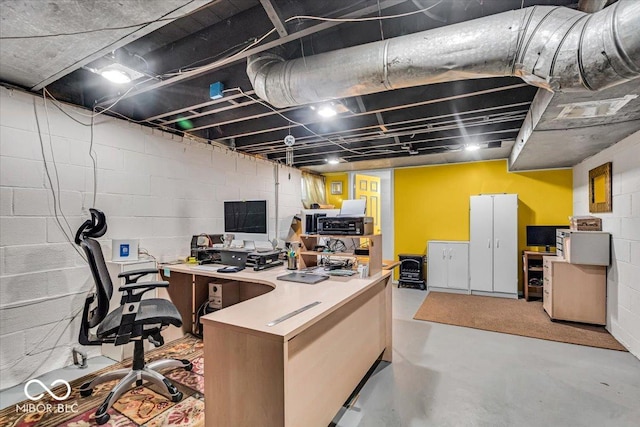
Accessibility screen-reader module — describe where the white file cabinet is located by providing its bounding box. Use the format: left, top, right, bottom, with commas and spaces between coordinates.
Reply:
104, 259, 157, 361
427, 241, 469, 292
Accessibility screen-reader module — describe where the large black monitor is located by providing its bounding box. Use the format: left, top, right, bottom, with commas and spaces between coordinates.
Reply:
526, 225, 568, 251
224, 200, 267, 234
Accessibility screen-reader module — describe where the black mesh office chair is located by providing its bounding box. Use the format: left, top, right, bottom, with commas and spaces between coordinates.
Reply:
75, 209, 192, 425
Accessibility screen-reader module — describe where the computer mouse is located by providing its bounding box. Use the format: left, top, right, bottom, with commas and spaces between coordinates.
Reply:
217, 266, 244, 273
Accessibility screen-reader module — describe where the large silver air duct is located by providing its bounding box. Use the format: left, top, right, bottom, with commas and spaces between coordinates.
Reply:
247, 0, 640, 108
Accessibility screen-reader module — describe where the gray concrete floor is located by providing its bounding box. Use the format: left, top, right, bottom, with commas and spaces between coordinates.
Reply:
3, 287, 639, 426
335, 287, 640, 427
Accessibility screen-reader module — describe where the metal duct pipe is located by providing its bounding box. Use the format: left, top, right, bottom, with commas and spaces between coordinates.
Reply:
247, 0, 639, 108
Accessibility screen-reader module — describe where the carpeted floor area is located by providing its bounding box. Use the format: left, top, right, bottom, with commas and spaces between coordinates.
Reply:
414, 292, 626, 351
0, 336, 204, 427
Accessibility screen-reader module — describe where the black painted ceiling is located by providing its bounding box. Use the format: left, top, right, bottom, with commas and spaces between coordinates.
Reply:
40, 0, 580, 169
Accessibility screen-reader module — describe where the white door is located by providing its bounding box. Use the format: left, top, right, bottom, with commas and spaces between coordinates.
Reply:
428, 242, 448, 288
492, 194, 518, 294
447, 243, 469, 290
469, 195, 493, 292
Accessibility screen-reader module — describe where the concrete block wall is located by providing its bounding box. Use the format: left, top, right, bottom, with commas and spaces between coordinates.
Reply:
573, 130, 640, 359
0, 87, 303, 389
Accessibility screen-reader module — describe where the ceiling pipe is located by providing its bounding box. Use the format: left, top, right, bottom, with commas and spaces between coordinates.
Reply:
247, 0, 639, 108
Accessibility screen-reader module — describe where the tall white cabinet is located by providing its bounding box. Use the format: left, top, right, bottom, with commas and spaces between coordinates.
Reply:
469, 194, 518, 298
427, 241, 469, 292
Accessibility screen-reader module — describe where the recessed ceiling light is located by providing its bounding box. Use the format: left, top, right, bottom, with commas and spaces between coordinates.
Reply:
100, 68, 131, 84
93, 63, 145, 84
465, 144, 481, 151
318, 105, 337, 118
326, 158, 340, 165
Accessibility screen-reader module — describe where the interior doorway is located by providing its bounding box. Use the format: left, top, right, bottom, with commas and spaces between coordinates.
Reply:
348, 170, 394, 261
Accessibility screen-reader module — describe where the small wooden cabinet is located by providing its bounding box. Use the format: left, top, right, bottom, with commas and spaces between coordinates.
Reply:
523, 251, 554, 300
542, 256, 606, 325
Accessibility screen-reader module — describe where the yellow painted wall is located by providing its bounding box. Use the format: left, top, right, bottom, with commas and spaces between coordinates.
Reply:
324, 173, 349, 209
394, 159, 573, 291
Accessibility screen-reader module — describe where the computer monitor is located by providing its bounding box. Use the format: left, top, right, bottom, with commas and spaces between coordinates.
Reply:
526, 225, 568, 251
224, 200, 267, 234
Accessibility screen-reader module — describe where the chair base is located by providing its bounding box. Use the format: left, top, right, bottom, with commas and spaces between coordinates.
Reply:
79, 340, 192, 425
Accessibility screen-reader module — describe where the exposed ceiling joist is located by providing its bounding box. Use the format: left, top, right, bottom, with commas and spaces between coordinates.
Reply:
259, 0, 289, 37
18, 1, 211, 90
95, 0, 406, 106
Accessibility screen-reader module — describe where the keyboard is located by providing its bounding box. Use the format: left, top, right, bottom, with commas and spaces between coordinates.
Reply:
327, 269, 356, 276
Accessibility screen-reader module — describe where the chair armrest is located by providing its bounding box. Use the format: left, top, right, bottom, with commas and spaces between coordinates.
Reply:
119, 281, 169, 292
118, 268, 159, 284
118, 281, 169, 303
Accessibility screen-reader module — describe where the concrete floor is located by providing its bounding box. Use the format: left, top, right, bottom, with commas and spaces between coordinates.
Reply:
3, 287, 640, 426
335, 287, 640, 427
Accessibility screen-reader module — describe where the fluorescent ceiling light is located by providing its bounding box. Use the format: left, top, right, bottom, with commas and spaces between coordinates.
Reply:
94, 63, 145, 84
465, 144, 481, 151
556, 95, 637, 119
318, 105, 337, 118
313, 101, 350, 118
326, 158, 340, 165
100, 68, 131, 84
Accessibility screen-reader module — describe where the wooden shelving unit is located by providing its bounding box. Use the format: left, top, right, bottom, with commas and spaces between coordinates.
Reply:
299, 234, 382, 276
523, 250, 554, 300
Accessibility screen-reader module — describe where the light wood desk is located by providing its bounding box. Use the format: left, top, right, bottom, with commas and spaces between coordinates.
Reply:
160, 264, 393, 427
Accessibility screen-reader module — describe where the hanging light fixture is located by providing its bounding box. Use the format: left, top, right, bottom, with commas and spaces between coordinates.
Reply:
284, 126, 295, 166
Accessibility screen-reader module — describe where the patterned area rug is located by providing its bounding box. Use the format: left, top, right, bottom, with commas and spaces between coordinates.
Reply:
0, 336, 204, 427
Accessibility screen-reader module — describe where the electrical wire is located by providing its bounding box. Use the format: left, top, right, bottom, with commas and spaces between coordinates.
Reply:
377, 0, 386, 41
0, 19, 177, 39
0, 0, 197, 40
43, 87, 134, 120
236, 88, 395, 157
138, 248, 157, 261
33, 98, 87, 262
99, 0, 444, 105
41, 87, 132, 209
2, 303, 86, 377
161, 39, 255, 77
42, 94, 76, 240
282, 1, 443, 24
89, 112, 97, 208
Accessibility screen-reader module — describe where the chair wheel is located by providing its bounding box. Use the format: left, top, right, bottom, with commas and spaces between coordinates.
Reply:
171, 391, 183, 402
79, 382, 93, 397
95, 413, 110, 425
183, 361, 193, 371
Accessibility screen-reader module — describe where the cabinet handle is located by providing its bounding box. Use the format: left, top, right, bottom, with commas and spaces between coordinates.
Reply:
442, 249, 446, 259
496, 239, 500, 248
487, 239, 491, 248
449, 248, 452, 259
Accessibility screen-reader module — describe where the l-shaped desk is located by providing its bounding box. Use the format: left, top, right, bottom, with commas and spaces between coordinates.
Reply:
160, 264, 393, 427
